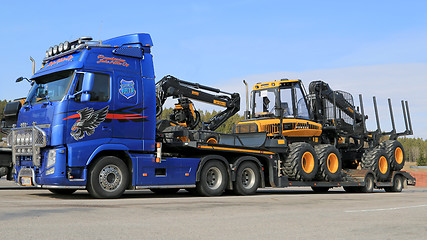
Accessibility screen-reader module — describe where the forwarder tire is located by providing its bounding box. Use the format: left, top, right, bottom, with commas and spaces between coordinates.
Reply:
196, 160, 228, 196
233, 161, 260, 195
87, 156, 129, 199
150, 188, 180, 194
284, 143, 318, 181
314, 144, 342, 181
48, 189, 77, 195
384, 175, 404, 192
361, 147, 390, 181
380, 140, 405, 171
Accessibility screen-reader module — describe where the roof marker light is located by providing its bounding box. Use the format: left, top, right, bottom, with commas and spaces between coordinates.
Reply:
58, 43, 64, 52
53, 45, 58, 55
63, 41, 70, 51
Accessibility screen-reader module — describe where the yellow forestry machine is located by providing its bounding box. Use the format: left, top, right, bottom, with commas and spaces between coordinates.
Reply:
235, 78, 413, 192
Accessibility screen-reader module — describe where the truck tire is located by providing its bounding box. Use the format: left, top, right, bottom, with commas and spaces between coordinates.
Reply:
384, 175, 404, 192
150, 188, 180, 194
380, 140, 405, 171
284, 142, 318, 181
314, 144, 341, 181
358, 174, 375, 193
87, 156, 129, 199
233, 161, 260, 195
48, 189, 77, 195
196, 160, 228, 196
361, 147, 390, 181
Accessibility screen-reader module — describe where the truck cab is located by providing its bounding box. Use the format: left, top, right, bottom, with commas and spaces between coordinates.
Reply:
8, 34, 158, 193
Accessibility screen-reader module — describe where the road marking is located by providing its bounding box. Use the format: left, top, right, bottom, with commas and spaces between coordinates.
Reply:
345, 204, 427, 213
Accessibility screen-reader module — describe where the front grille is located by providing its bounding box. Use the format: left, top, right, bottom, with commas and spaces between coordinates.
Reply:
8, 126, 47, 167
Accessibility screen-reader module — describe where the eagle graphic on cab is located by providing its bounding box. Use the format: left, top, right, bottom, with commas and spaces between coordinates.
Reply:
71, 106, 109, 141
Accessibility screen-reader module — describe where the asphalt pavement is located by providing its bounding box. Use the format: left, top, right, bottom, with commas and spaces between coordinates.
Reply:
1, 179, 426, 240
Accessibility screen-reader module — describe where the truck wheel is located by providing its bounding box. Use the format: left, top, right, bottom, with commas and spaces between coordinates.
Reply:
315, 144, 341, 181
380, 140, 405, 171
233, 161, 260, 195
311, 187, 330, 193
48, 189, 77, 195
384, 175, 404, 192
196, 160, 228, 196
358, 174, 375, 193
361, 147, 390, 181
150, 188, 180, 194
284, 143, 318, 181
87, 156, 129, 199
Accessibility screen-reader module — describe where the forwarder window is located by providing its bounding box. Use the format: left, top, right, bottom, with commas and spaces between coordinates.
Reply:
74, 73, 110, 102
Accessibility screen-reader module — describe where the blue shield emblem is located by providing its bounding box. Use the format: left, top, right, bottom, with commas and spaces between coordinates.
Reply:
119, 79, 136, 99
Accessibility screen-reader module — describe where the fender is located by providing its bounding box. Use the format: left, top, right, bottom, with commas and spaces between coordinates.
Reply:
195, 155, 231, 182
231, 156, 265, 188
86, 143, 130, 166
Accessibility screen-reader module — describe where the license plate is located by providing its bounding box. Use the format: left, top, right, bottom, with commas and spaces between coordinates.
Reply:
21, 177, 32, 186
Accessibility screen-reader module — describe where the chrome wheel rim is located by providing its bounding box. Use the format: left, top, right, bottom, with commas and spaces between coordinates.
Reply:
241, 168, 256, 189
206, 167, 222, 189
99, 164, 122, 192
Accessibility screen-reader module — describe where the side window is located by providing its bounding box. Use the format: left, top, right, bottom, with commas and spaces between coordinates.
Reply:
74, 72, 110, 102
295, 85, 309, 119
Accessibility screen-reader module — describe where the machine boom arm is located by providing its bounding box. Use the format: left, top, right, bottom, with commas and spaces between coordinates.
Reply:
156, 75, 240, 131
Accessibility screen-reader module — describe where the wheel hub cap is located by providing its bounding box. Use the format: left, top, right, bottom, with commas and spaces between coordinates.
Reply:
99, 165, 122, 192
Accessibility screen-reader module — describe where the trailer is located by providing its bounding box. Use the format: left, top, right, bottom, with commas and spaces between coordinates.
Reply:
6, 33, 415, 198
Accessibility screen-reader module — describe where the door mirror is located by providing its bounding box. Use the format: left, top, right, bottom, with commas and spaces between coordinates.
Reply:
80, 72, 95, 102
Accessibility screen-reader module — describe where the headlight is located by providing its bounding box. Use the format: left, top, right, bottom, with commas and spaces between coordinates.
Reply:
25, 133, 30, 145
45, 51, 49, 58
47, 149, 56, 169
48, 47, 53, 56
58, 43, 64, 52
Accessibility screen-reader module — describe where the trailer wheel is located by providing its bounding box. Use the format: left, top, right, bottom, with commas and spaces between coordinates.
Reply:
48, 189, 77, 195
196, 160, 228, 196
87, 156, 129, 199
150, 188, 180, 194
311, 187, 330, 193
361, 147, 390, 181
315, 144, 341, 181
358, 174, 375, 193
384, 175, 404, 192
284, 143, 318, 181
233, 161, 260, 195
380, 140, 405, 171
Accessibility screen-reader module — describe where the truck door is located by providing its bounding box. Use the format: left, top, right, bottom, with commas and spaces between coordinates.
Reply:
65, 71, 113, 166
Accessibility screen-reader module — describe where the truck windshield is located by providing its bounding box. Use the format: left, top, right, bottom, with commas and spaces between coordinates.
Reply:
25, 70, 74, 105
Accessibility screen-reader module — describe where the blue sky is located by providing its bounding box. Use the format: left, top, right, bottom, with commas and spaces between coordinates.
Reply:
0, 1, 426, 138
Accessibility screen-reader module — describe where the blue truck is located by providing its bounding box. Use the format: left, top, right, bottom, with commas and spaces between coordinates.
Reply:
7, 33, 415, 198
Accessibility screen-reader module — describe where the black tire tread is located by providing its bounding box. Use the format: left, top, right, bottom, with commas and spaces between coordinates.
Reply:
314, 144, 342, 181
284, 142, 318, 181
361, 147, 390, 181
380, 140, 405, 171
